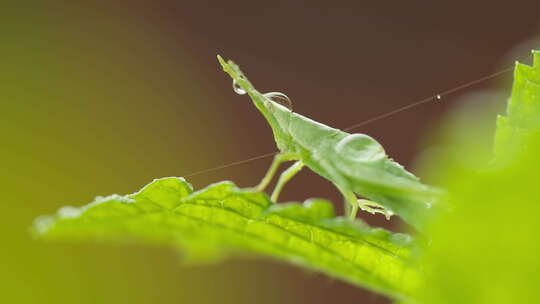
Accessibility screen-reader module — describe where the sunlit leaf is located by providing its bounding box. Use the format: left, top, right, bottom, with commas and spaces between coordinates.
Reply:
35, 177, 419, 300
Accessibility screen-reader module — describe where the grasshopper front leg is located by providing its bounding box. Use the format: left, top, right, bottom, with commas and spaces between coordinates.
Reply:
255, 153, 296, 191
270, 160, 304, 202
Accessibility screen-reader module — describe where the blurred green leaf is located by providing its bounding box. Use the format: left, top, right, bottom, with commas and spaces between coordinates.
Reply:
416, 50, 540, 303
494, 50, 540, 162
35, 177, 419, 300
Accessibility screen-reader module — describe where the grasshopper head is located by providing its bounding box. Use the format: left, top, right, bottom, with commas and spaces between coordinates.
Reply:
218, 55, 294, 152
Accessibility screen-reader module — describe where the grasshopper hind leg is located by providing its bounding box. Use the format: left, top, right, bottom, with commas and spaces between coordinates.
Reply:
357, 199, 394, 220
336, 186, 393, 220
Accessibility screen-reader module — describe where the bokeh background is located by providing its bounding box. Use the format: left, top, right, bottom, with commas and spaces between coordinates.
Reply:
2, 1, 539, 303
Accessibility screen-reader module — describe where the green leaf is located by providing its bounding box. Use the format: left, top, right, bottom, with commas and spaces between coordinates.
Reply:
415, 50, 540, 304
494, 50, 540, 161
34, 177, 420, 300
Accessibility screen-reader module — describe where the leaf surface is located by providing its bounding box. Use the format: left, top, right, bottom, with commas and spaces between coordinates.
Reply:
494, 50, 540, 162
35, 177, 420, 300
416, 50, 540, 304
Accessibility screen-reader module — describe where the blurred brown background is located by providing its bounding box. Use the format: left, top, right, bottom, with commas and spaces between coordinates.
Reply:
1, 1, 539, 303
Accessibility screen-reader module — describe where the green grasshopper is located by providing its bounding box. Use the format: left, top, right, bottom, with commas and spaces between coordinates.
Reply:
218, 56, 440, 230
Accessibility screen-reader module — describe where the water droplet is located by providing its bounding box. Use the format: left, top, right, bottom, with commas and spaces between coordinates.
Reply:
58, 206, 82, 218
232, 80, 246, 95
33, 216, 54, 234
263, 92, 293, 110
384, 210, 394, 220
436, 94, 442, 101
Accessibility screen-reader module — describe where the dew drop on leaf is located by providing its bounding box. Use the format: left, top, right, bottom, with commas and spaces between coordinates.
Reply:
263, 92, 293, 110
232, 80, 246, 95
